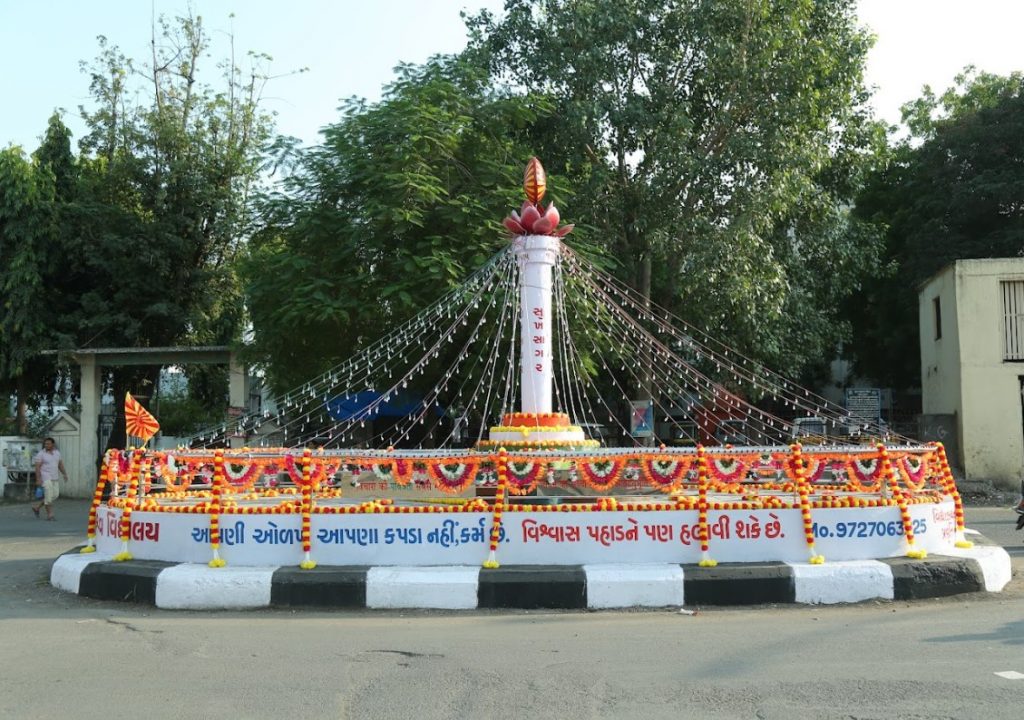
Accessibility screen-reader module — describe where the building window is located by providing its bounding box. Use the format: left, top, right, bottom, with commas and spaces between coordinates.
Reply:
1003, 280, 1024, 361
932, 297, 942, 340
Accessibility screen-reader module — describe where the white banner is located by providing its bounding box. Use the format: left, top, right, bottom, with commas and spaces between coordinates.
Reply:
93, 501, 957, 566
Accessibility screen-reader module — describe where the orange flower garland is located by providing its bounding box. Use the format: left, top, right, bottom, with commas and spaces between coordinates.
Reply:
878, 444, 926, 559
89, 445, 956, 568
504, 459, 543, 495
845, 456, 883, 492
113, 450, 142, 562
483, 448, 508, 568
934, 442, 972, 547
791, 444, 824, 564
427, 460, 479, 494
299, 448, 316, 569
897, 453, 930, 492
641, 456, 693, 491
709, 456, 747, 483
577, 458, 625, 492
207, 449, 227, 567
82, 450, 113, 554
695, 446, 716, 567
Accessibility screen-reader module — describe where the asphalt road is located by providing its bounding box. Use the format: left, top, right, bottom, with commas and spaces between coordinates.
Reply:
1, 498, 1022, 720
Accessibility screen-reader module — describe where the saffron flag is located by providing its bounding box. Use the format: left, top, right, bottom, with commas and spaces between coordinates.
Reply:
125, 392, 160, 442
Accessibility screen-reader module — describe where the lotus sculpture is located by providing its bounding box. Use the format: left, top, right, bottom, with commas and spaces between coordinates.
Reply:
503, 157, 574, 237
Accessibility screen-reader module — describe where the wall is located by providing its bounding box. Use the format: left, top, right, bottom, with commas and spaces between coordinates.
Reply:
919, 264, 963, 466
48, 413, 85, 497
922, 259, 1024, 489
955, 260, 1024, 489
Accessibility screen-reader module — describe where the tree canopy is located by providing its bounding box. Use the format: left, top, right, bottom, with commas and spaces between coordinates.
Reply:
247, 0, 887, 396
848, 70, 1024, 388
0, 146, 56, 431
465, 0, 885, 380
0, 12, 275, 440
244, 57, 558, 391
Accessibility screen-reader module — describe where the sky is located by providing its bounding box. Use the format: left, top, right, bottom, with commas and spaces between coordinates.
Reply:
1, 0, 1022, 154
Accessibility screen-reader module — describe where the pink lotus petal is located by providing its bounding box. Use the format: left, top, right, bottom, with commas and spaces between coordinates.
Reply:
503, 217, 526, 234
532, 217, 553, 235
544, 204, 560, 227
520, 204, 541, 232
510, 209, 521, 223
554, 223, 575, 237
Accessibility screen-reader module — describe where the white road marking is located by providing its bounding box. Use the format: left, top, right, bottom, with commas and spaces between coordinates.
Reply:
994, 671, 1024, 680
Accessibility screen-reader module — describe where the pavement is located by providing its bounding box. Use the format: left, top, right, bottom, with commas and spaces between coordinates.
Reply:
24, 497, 1014, 611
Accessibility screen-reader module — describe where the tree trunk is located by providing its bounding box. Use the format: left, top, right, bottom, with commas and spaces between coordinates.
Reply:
636, 248, 654, 447
15, 375, 27, 436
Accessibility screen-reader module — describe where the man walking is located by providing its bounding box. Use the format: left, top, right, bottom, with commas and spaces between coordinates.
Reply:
32, 437, 67, 521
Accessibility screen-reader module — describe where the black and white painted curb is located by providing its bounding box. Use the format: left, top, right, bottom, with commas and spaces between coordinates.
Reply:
50, 530, 1012, 610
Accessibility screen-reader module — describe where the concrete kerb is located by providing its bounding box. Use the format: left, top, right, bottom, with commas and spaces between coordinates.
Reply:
50, 540, 1012, 611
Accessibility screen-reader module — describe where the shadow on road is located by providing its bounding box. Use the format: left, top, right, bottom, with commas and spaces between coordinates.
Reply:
924, 619, 1024, 647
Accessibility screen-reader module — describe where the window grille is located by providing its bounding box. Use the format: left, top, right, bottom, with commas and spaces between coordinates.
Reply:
1002, 280, 1024, 360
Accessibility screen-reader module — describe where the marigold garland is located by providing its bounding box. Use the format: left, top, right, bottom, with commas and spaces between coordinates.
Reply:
223, 460, 261, 490
710, 457, 746, 483
426, 461, 479, 493
82, 450, 113, 553
577, 459, 624, 491
879, 444, 926, 559
207, 450, 227, 567
898, 454, 929, 492
846, 457, 883, 492
89, 445, 957, 564
483, 449, 508, 568
791, 444, 825, 564
502, 460, 544, 494
695, 446, 717, 567
641, 458, 693, 490
393, 459, 414, 486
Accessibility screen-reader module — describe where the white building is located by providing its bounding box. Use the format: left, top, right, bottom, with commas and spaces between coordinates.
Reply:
919, 258, 1024, 490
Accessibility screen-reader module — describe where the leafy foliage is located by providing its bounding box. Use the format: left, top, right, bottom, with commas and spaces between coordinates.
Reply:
848, 70, 1024, 388
2, 13, 277, 441
248, 1, 885, 398
245, 57, 556, 391
466, 0, 886, 380
0, 147, 57, 431
62, 18, 272, 353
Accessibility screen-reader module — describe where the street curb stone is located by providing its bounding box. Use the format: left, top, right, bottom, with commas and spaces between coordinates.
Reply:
883, 556, 984, 600
50, 541, 1013, 610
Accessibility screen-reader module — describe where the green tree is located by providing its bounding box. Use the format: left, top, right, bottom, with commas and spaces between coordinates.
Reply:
0, 14, 278, 447
848, 70, 1024, 388
33, 113, 78, 200
466, 0, 884, 380
0, 147, 56, 433
245, 57, 554, 391
64, 14, 276, 445
67, 17, 272, 353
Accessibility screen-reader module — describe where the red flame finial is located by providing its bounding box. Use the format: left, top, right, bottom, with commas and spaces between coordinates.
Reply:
523, 157, 546, 205
503, 157, 574, 237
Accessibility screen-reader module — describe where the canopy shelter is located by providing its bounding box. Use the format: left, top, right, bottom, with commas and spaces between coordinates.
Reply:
326, 390, 444, 422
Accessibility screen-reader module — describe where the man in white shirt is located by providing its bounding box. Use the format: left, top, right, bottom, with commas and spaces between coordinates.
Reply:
33, 437, 67, 521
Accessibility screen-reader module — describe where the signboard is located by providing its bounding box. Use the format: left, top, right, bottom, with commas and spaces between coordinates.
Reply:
630, 400, 654, 438
845, 388, 881, 425
93, 501, 958, 566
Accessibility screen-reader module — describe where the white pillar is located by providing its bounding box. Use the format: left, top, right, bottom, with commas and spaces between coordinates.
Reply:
228, 353, 250, 449
515, 235, 561, 414
78, 355, 102, 497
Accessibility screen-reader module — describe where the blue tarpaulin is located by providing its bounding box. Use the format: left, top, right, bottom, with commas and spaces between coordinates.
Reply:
326, 390, 444, 422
